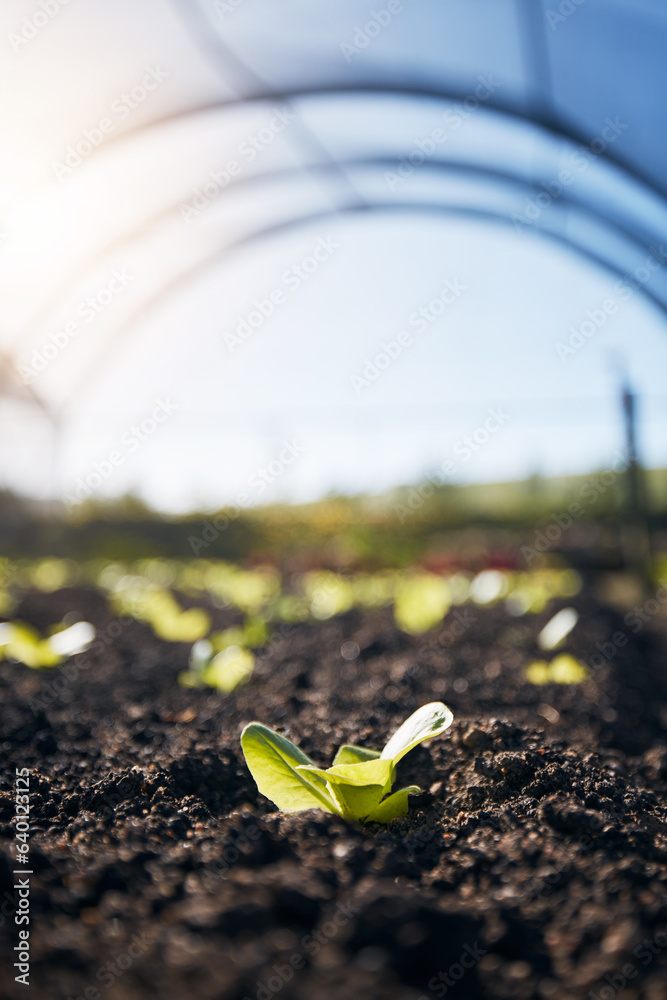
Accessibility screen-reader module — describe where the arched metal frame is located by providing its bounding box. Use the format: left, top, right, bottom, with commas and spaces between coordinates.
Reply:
7, 50, 667, 414
2, 0, 665, 503
59, 196, 667, 411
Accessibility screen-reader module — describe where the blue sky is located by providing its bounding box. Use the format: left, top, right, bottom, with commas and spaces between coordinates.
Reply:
54, 209, 667, 511
1, 0, 666, 512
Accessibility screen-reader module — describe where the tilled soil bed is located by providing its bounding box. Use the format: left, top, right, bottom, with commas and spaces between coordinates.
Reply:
2, 586, 667, 1000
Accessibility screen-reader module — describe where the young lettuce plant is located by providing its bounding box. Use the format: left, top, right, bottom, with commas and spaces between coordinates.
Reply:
241, 702, 453, 824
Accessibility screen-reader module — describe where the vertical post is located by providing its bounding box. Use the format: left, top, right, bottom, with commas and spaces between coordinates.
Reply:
621, 381, 652, 589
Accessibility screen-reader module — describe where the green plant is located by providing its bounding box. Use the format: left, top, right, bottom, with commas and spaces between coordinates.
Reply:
393, 573, 450, 634
0, 620, 95, 668
241, 702, 453, 824
524, 654, 589, 685
180, 639, 255, 692
110, 583, 210, 642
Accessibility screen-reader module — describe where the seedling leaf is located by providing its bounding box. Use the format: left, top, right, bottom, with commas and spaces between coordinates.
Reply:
325, 759, 395, 789
365, 785, 420, 824
381, 702, 454, 764
1, 621, 62, 668
241, 722, 336, 814
299, 759, 394, 819
47, 621, 95, 657
331, 782, 388, 820
189, 638, 213, 674
202, 645, 254, 693
333, 744, 382, 766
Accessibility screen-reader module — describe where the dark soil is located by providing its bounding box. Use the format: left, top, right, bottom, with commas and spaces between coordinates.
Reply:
2, 585, 667, 999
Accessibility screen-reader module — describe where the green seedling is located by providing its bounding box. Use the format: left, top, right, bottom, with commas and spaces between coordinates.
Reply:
0, 619, 95, 668
210, 617, 269, 652
111, 583, 210, 642
537, 607, 578, 650
180, 639, 255, 692
393, 574, 450, 634
241, 702, 453, 824
525, 653, 589, 685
